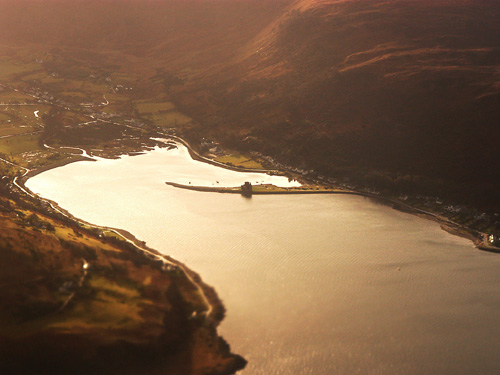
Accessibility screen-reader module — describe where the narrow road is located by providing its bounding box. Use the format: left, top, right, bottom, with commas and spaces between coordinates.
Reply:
18, 177, 213, 318
43, 143, 94, 158
0, 103, 36, 106
0, 156, 31, 196
0, 130, 43, 140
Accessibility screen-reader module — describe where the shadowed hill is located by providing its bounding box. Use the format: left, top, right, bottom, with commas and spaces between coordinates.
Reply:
1, 0, 499, 209
171, 0, 500, 209
0, 0, 290, 69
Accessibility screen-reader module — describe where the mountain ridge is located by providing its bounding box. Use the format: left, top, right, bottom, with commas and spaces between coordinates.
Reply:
1, 0, 499, 207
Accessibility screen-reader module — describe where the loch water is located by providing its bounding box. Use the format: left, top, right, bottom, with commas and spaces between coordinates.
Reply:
26, 145, 500, 375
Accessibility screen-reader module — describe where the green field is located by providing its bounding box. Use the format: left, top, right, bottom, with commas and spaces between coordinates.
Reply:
0, 47, 196, 169
215, 154, 264, 169
41, 79, 107, 97
0, 104, 49, 129
61, 90, 87, 97
147, 111, 192, 127
111, 72, 137, 83
79, 81, 109, 94
60, 91, 89, 101
0, 126, 32, 137
21, 72, 63, 85
105, 92, 129, 103
135, 101, 175, 114
0, 161, 22, 177
100, 103, 125, 114
133, 98, 192, 127
0, 134, 41, 156
0, 60, 39, 79
20, 71, 46, 82
0, 90, 35, 103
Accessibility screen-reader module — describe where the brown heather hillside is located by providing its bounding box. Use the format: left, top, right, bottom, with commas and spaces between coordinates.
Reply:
0, 0, 499, 208
0, 186, 245, 375
0, 0, 500, 369
0, 0, 290, 70
171, 0, 500, 210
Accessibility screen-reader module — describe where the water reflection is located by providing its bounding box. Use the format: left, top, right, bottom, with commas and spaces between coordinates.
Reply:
26, 145, 500, 375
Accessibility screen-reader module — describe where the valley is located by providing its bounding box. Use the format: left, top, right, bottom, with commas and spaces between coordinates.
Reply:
1, 0, 500, 373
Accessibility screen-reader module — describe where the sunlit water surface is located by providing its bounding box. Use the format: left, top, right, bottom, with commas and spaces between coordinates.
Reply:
27, 145, 500, 375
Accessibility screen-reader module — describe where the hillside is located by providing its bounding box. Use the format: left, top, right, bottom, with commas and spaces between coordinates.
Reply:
0, 0, 498, 224
0, 0, 290, 71
170, 0, 500, 212
0, 184, 245, 374
2, 0, 498, 212
1, 0, 500, 370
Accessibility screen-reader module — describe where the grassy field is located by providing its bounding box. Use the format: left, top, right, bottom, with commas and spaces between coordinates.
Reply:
105, 92, 129, 103
0, 126, 32, 137
135, 101, 176, 114
147, 111, 192, 127
0, 60, 39, 79
79, 81, 109, 95
60, 90, 88, 98
3, 105, 48, 128
133, 98, 192, 127
0, 46, 195, 171
0, 90, 34, 103
21, 72, 63, 85
0, 161, 22, 177
100, 103, 125, 114
215, 153, 264, 169
0, 195, 152, 337
20, 71, 46, 82
111, 71, 137, 84
0, 134, 41, 156
39, 79, 109, 101
0, 190, 221, 361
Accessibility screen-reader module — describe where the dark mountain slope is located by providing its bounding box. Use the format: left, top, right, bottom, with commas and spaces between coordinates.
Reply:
171, 0, 500, 209
0, 0, 290, 69
0, 0, 499, 209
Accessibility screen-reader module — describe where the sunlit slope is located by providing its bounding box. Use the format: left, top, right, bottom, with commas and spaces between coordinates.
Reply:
0, 188, 244, 375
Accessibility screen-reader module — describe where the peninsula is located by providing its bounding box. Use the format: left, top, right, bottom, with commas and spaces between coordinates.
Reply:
0, 181, 246, 375
1, 0, 500, 373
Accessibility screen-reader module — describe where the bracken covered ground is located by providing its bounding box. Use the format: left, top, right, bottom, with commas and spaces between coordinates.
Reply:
0, 185, 245, 375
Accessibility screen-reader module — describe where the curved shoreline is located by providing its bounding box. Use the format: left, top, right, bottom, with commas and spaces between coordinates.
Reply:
0, 193, 246, 375
158, 136, 498, 252
18, 179, 226, 321
17, 134, 500, 259
165, 181, 498, 253
159, 135, 278, 174
9, 134, 499, 373
23, 155, 95, 180
15, 161, 244, 373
